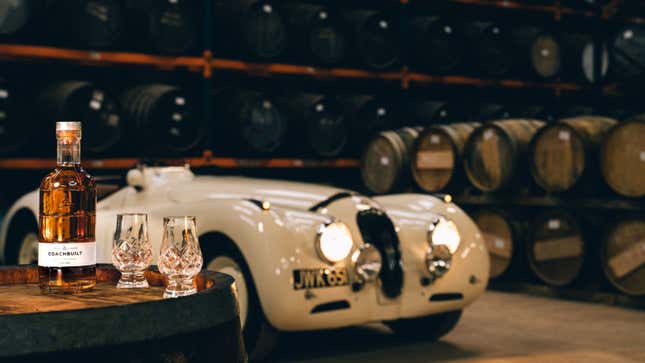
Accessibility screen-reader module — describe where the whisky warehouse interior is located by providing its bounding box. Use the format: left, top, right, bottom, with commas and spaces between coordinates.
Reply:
0, 1, 644, 362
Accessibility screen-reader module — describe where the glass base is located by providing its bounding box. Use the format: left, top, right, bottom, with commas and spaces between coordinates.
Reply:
117, 271, 149, 289
164, 278, 197, 298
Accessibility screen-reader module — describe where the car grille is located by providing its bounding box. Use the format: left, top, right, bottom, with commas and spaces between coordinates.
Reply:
356, 208, 403, 298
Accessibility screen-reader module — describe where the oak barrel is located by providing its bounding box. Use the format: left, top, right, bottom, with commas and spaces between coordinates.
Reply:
411, 122, 480, 193
0, 265, 245, 363
465, 21, 514, 78
602, 218, 645, 296
120, 84, 204, 156
282, 93, 347, 157
530, 116, 618, 192
283, 2, 347, 66
213, 0, 288, 60
0, 0, 29, 36
361, 127, 420, 194
409, 99, 469, 125
561, 32, 609, 83
511, 26, 562, 79
340, 95, 399, 155
463, 119, 545, 192
527, 210, 586, 287
409, 16, 465, 73
35, 81, 123, 155
49, 0, 124, 49
344, 9, 399, 70
0, 78, 28, 155
214, 89, 288, 155
600, 115, 645, 198
612, 24, 645, 81
471, 209, 524, 279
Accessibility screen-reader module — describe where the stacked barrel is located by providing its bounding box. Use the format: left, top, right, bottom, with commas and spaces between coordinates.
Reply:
361, 110, 644, 295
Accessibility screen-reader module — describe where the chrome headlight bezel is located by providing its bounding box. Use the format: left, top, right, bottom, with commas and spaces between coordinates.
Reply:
428, 216, 461, 254
315, 221, 354, 264
351, 243, 382, 282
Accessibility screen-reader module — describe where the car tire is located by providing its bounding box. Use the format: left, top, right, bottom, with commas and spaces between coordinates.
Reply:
386, 310, 462, 341
5, 211, 38, 265
202, 236, 279, 361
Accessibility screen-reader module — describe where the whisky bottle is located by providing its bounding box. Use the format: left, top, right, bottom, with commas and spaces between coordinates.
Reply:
39, 121, 96, 294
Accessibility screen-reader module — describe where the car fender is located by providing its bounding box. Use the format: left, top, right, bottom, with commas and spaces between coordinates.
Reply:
150, 198, 334, 329
0, 190, 38, 264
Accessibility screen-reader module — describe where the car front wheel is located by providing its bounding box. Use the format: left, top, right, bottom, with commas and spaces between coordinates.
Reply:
203, 240, 278, 361
386, 310, 462, 341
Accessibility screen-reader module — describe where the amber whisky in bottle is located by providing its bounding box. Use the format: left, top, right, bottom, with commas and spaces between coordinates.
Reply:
39, 121, 96, 294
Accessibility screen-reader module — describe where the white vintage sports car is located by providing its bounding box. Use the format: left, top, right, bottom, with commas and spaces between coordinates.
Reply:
0, 166, 489, 359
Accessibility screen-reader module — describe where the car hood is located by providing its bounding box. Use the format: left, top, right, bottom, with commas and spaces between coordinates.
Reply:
168, 175, 351, 211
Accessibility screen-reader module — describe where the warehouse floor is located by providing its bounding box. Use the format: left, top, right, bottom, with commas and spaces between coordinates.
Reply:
272, 291, 645, 363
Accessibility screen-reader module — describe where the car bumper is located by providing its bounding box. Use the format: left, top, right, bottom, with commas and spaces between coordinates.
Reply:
261, 238, 488, 331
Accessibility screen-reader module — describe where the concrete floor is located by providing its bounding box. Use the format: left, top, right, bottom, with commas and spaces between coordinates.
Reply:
271, 291, 645, 363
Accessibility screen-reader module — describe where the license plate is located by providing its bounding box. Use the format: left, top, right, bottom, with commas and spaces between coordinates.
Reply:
293, 268, 350, 290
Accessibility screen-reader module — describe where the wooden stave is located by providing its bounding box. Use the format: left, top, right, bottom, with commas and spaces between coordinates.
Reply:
463, 119, 545, 192
411, 122, 480, 193
526, 209, 587, 287
0, 265, 245, 363
529, 116, 618, 193
361, 127, 420, 194
600, 115, 645, 198
601, 217, 645, 296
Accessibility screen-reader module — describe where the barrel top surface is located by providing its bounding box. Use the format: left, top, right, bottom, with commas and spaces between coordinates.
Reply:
0, 265, 239, 358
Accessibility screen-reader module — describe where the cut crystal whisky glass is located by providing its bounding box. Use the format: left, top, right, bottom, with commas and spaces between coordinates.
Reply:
158, 216, 203, 298
112, 213, 152, 288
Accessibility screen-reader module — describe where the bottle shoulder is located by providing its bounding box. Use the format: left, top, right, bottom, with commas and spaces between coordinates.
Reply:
40, 166, 96, 190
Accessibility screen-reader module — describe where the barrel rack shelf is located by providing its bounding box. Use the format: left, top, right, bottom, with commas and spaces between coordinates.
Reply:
0, 44, 598, 93
0, 155, 360, 169
453, 193, 644, 212
0, 44, 207, 74
489, 281, 645, 311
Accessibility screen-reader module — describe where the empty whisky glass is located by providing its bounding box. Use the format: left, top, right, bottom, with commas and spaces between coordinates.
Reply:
112, 213, 152, 288
159, 216, 203, 298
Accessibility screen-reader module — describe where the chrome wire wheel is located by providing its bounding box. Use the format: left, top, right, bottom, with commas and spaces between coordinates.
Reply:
17, 232, 38, 265
208, 255, 249, 327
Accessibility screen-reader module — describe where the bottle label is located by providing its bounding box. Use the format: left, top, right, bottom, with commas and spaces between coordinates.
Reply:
38, 242, 96, 267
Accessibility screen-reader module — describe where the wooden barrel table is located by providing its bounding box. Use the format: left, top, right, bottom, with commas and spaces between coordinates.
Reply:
0, 265, 246, 363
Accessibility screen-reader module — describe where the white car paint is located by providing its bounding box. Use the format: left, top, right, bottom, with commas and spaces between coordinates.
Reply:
0, 166, 489, 331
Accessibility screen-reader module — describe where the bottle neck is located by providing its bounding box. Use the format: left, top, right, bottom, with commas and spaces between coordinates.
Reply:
57, 140, 81, 166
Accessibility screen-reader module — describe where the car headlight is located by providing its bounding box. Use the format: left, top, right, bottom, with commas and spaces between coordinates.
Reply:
351, 244, 382, 282
429, 218, 461, 253
316, 221, 354, 264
